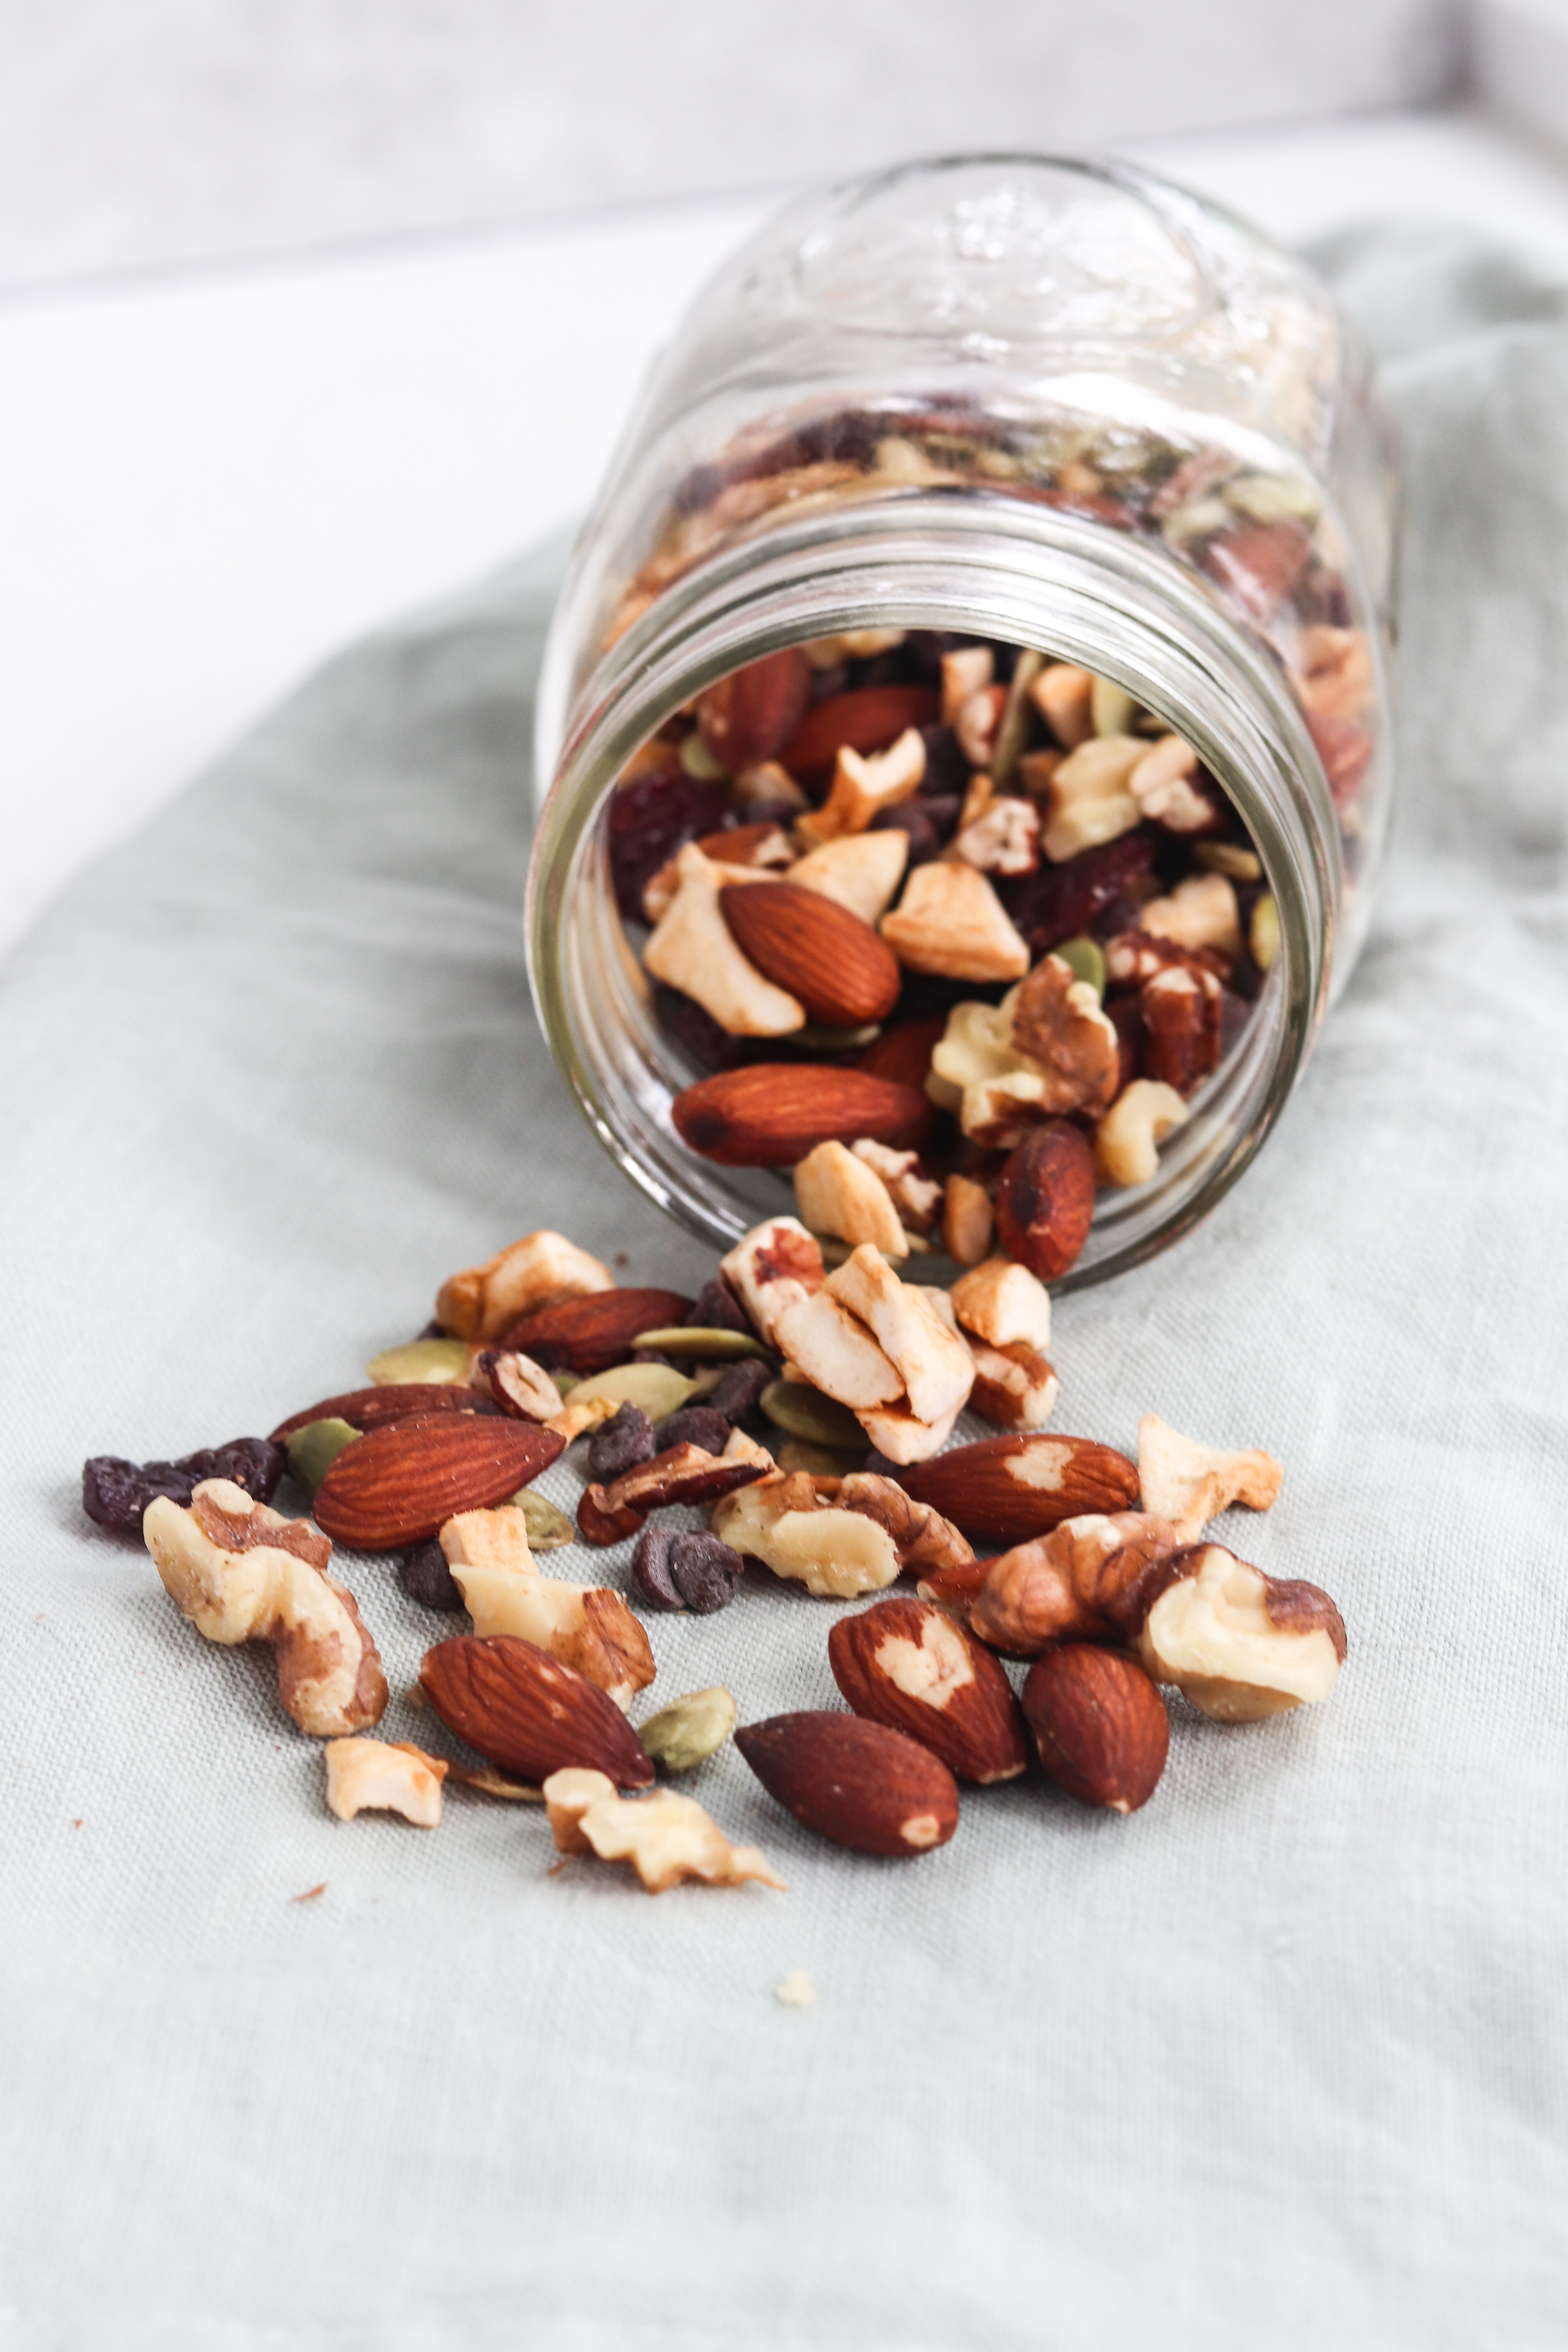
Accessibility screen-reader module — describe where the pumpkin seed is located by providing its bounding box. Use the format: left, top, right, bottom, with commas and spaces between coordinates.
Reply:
679, 733, 728, 781
1053, 934, 1107, 999
760, 1379, 866, 1451
632, 1326, 769, 1361
567, 1363, 697, 1422
1091, 676, 1138, 737
285, 1418, 360, 1499
990, 648, 1045, 787
1196, 842, 1262, 883
1250, 892, 1280, 973
777, 1438, 867, 1477
365, 1337, 469, 1386
637, 1685, 737, 1773
512, 1490, 574, 1550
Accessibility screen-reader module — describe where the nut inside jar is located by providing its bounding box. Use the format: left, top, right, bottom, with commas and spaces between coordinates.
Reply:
605, 631, 1280, 1282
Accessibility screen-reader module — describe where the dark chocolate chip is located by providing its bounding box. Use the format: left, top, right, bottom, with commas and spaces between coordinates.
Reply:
588, 1403, 657, 1484
400, 1539, 464, 1612
703, 1357, 772, 1425
668, 1532, 745, 1614
630, 1524, 682, 1609
653, 1406, 731, 1456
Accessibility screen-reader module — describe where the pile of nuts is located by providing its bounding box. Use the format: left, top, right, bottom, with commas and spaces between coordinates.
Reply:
611, 632, 1282, 1280
86, 1218, 1347, 1893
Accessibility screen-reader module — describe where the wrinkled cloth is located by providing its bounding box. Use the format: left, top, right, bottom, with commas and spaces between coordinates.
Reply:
2, 230, 1567, 2351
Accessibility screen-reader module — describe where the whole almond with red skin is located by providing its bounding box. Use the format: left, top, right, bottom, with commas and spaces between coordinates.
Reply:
420, 1634, 654, 1788
857, 1015, 947, 1092
696, 648, 810, 771
735, 1711, 959, 1856
995, 1121, 1097, 1279
828, 1598, 1029, 1784
312, 1416, 564, 1549
1021, 1646, 1169, 1812
271, 1383, 495, 1442
897, 1434, 1139, 1545
780, 685, 938, 785
720, 882, 902, 1028
672, 1065, 931, 1167
498, 1288, 692, 1371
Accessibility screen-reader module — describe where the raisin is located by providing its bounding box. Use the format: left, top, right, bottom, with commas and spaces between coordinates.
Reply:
607, 772, 731, 922
401, 1539, 463, 1612
588, 1404, 657, 1484
651, 982, 752, 1073
918, 723, 971, 796
871, 794, 962, 867
82, 1438, 285, 1533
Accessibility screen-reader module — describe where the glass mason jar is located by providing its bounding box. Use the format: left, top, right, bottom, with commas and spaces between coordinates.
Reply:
528, 153, 1397, 1288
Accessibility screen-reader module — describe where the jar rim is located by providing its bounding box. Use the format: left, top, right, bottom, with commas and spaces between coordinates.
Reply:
528, 486, 1340, 1289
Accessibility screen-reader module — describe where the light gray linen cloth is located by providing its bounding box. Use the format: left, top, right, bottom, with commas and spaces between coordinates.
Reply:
3, 229, 1566, 2351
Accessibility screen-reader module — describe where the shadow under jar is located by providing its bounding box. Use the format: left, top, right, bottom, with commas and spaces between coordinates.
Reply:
528, 153, 1397, 1290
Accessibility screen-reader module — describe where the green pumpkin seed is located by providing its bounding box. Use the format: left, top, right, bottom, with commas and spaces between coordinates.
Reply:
365, 1337, 470, 1387
1196, 842, 1262, 883
990, 648, 1045, 787
512, 1490, 574, 1550
679, 733, 728, 781
1091, 676, 1138, 737
632, 1326, 769, 1361
285, 1418, 361, 1500
760, 1379, 866, 1451
1053, 934, 1107, 1000
638, 1686, 738, 1773
1250, 892, 1280, 973
568, 1363, 697, 1421
777, 1438, 868, 1477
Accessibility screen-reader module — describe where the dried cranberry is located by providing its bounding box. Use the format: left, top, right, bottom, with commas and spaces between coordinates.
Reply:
607, 772, 731, 922
401, 1539, 463, 1612
588, 1405, 657, 1484
82, 1438, 285, 1533
999, 829, 1158, 957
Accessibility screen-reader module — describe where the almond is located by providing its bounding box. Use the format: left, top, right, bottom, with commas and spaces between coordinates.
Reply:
497, 1288, 693, 1371
994, 1121, 1097, 1279
420, 1634, 655, 1788
828, 1598, 1029, 1784
312, 1416, 564, 1549
719, 882, 902, 1028
696, 648, 810, 771
779, 685, 938, 785
735, 1710, 959, 1856
270, 1383, 495, 1442
1020, 1645, 1169, 1812
897, 1434, 1140, 1545
671, 1065, 931, 1167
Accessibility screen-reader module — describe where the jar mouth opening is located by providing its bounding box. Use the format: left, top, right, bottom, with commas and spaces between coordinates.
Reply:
528, 490, 1338, 1289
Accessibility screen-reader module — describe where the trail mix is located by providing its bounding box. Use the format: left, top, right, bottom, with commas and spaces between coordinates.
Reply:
611, 629, 1288, 1277
87, 1220, 1347, 1889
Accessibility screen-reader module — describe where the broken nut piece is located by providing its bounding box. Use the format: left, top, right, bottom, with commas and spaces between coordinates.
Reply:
1094, 1080, 1189, 1188
436, 1229, 614, 1344
949, 1256, 1051, 1352
879, 861, 1031, 983
1136, 1543, 1346, 1720
720, 1215, 824, 1347
145, 1479, 388, 1738
543, 1768, 786, 1893
324, 1737, 447, 1827
711, 1473, 903, 1599
441, 1504, 655, 1708
794, 1140, 908, 1257
1137, 1414, 1283, 1543
797, 727, 926, 844
1039, 735, 1143, 862
644, 844, 806, 1036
